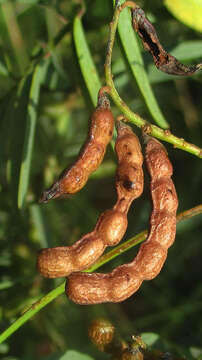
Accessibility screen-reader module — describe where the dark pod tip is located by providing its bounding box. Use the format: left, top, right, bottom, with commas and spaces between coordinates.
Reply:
131, 7, 144, 21
116, 120, 134, 138
115, 119, 127, 130
39, 191, 49, 204
97, 88, 111, 110
142, 132, 152, 145
39, 182, 61, 204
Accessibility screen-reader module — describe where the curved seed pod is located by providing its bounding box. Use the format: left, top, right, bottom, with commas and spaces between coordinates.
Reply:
40, 92, 114, 203
37, 121, 144, 278
66, 137, 178, 304
132, 7, 202, 76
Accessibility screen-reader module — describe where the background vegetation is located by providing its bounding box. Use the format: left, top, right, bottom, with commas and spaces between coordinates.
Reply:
0, 0, 202, 359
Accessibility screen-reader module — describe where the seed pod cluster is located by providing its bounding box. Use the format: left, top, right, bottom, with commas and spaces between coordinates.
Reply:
66, 136, 178, 304
40, 92, 114, 203
37, 121, 144, 278
38, 87, 178, 304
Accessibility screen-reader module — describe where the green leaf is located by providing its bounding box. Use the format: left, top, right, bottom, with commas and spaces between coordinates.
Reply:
141, 332, 159, 346
73, 15, 102, 106
164, 0, 202, 32
0, 60, 9, 76
190, 347, 202, 360
44, 350, 94, 360
91, 160, 116, 178
0, 277, 14, 290
0, 2, 29, 76
60, 350, 94, 360
116, 4, 169, 129
30, 204, 53, 247
171, 40, 202, 60
17, 60, 47, 209
7, 76, 32, 206
50, 50, 69, 81
0, 342, 9, 354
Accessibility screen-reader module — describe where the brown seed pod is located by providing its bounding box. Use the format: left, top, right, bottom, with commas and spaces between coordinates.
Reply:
88, 317, 127, 358
88, 318, 115, 351
132, 7, 202, 76
66, 136, 178, 304
40, 91, 114, 203
37, 121, 144, 278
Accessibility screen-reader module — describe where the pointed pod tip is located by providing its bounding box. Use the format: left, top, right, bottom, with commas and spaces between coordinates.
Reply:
39, 191, 49, 204
39, 182, 61, 204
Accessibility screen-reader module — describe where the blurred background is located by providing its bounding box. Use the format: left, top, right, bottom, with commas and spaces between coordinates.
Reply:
0, 0, 202, 359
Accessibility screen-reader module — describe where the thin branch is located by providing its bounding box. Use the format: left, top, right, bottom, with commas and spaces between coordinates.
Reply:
0, 282, 65, 345
0, 204, 202, 344
104, 3, 202, 158
176, 204, 202, 223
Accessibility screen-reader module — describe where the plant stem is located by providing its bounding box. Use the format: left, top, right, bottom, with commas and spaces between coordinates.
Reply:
176, 203, 202, 223
104, 4, 202, 158
0, 282, 65, 344
0, 204, 202, 344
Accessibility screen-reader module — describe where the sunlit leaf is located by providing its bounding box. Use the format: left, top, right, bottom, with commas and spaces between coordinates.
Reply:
164, 0, 202, 32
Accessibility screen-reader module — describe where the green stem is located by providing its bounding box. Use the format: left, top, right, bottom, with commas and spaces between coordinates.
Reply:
176, 203, 202, 223
0, 282, 65, 344
104, 4, 202, 158
0, 204, 202, 344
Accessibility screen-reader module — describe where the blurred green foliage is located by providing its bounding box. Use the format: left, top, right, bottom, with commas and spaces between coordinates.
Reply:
0, 0, 202, 359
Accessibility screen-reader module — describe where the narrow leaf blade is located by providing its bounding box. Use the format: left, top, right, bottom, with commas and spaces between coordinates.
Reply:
17, 61, 47, 209
117, 5, 169, 128
73, 15, 101, 106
